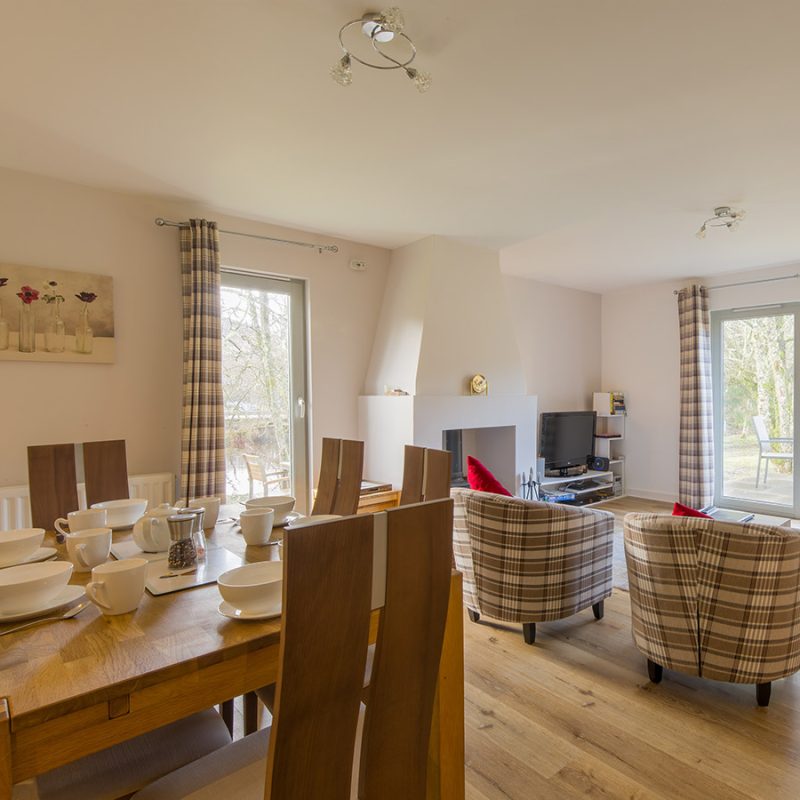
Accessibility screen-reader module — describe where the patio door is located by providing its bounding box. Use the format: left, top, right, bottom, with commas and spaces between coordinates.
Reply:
711, 305, 798, 515
219, 270, 309, 511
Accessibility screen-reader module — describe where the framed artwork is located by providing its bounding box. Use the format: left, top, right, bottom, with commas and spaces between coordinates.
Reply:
0, 263, 115, 364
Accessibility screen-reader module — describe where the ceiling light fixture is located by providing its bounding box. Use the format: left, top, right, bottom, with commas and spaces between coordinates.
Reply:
696, 206, 746, 239
331, 7, 432, 92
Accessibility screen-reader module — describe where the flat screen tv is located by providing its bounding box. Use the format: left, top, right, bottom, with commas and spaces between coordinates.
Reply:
540, 411, 597, 471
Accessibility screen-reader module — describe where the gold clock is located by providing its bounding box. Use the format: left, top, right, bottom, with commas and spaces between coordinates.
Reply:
469, 373, 488, 396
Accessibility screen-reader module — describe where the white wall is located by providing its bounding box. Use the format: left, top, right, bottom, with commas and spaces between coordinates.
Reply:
601, 263, 800, 501
0, 168, 390, 489
365, 236, 526, 396
503, 276, 601, 413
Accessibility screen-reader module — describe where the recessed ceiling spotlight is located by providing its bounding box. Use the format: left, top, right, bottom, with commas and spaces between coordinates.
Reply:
696, 206, 746, 239
330, 7, 432, 92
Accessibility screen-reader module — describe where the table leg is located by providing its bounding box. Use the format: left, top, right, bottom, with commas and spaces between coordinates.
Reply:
0, 698, 11, 800
427, 572, 465, 800
244, 691, 259, 735
220, 699, 234, 736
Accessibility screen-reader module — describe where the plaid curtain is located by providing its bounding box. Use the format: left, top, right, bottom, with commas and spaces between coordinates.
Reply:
678, 284, 714, 508
180, 219, 226, 501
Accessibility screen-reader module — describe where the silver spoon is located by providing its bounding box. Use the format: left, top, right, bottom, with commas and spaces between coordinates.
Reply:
0, 600, 91, 637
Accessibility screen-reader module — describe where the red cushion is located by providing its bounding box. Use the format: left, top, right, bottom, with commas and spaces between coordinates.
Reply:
672, 502, 713, 519
467, 456, 512, 496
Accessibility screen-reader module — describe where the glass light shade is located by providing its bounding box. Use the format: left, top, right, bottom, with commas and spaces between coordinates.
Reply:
330, 55, 352, 86
379, 6, 405, 33
406, 67, 432, 93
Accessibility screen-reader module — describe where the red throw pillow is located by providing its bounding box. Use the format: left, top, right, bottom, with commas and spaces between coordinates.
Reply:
467, 456, 512, 496
672, 502, 712, 519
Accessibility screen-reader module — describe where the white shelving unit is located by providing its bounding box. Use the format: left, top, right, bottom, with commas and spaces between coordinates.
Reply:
539, 470, 616, 506
593, 392, 626, 500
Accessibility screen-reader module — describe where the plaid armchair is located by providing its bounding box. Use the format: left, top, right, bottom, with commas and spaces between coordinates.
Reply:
452, 489, 614, 644
624, 513, 800, 706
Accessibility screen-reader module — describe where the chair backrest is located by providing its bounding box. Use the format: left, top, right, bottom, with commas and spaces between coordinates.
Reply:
359, 499, 453, 799
312, 438, 364, 516
753, 415, 770, 445
243, 453, 265, 483
399, 446, 452, 506
267, 514, 374, 799
624, 513, 800, 684
82, 440, 130, 507
27, 444, 79, 531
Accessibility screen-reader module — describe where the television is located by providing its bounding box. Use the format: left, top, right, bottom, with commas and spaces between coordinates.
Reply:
540, 411, 596, 472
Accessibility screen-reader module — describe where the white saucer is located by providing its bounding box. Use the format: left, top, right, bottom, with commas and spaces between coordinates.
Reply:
0, 547, 58, 570
217, 599, 282, 621
274, 512, 302, 528
0, 585, 86, 623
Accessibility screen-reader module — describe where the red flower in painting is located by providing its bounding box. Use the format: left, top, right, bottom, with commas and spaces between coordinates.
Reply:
16, 285, 40, 304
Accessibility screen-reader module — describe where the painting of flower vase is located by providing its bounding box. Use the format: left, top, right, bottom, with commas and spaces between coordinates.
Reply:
0, 264, 114, 363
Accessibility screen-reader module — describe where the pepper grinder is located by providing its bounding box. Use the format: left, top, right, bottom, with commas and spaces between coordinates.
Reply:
167, 514, 197, 570
177, 507, 207, 562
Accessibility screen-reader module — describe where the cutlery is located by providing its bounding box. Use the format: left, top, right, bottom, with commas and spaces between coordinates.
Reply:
159, 568, 198, 579
0, 601, 91, 637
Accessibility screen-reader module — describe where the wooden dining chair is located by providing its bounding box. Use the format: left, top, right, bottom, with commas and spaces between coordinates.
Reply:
311, 437, 364, 516
132, 499, 454, 800
82, 439, 130, 507
399, 445, 453, 506
27, 443, 79, 534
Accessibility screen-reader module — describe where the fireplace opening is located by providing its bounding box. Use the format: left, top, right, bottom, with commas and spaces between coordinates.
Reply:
442, 426, 516, 490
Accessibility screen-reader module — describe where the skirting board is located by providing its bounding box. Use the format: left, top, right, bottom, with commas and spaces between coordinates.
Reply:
625, 487, 676, 504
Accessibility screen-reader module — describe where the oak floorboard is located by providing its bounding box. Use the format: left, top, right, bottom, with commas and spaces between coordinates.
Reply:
463, 497, 800, 800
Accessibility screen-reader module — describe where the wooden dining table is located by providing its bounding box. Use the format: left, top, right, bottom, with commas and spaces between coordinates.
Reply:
0, 510, 465, 799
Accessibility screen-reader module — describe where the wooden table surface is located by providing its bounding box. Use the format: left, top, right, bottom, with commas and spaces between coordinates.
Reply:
0, 509, 465, 799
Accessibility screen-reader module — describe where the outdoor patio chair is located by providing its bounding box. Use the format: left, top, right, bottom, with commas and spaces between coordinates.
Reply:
753, 415, 793, 488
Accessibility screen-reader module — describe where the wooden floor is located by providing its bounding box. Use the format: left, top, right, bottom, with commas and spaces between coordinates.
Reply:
464, 497, 800, 800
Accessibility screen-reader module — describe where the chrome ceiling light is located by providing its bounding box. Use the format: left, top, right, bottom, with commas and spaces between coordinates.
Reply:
696, 206, 746, 239
330, 7, 432, 92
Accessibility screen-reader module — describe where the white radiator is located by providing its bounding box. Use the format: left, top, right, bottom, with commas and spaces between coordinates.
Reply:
0, 472, 175, 530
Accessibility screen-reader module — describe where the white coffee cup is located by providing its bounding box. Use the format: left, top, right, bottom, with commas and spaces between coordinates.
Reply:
189, 496, 220, 530
66, 527, 112, 573
85, 558, 147, 615
240, 508, 274, 546
54, 508, 108, 539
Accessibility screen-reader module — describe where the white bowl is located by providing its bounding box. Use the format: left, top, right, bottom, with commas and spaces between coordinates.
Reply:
0, 528, 45, 567
90, 498, 148, 529
218, 561, 283, 614
0, 561, 73, 614
245, 496, 295, 525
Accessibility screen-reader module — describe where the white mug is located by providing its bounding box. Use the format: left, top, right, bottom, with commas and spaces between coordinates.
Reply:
66, 527, 112, 572
86, 558, 147, 615
54, 508, 108, 539
189, 496, 220, 530
240, 508, 274, 546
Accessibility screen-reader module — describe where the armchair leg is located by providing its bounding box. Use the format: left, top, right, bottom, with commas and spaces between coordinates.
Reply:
756, 682, 772, 707
467, 609, 480, 623
522, 622, 536, 645
592, 601, 604, 620
647, 659, 663, 684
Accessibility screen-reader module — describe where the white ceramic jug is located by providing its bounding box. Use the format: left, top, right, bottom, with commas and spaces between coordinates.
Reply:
132, 503, 178, 552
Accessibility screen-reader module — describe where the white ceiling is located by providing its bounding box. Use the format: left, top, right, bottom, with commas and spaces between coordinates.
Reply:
2, 1, 800, 291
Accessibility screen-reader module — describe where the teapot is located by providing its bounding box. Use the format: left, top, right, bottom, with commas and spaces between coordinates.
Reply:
132, 502, 179, 552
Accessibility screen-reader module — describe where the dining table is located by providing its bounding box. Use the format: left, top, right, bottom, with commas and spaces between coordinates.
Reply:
0, 507, 465, 799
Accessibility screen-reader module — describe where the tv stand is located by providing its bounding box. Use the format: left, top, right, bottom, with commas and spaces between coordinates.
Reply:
538, 470, 615, 507
544, 465, 587, 478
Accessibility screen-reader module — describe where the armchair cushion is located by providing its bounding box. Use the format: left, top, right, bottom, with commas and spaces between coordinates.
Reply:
466, 456, 512, 496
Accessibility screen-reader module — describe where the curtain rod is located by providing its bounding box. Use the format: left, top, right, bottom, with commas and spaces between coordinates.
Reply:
154, 218, 339, 254
672, 273, 800, 295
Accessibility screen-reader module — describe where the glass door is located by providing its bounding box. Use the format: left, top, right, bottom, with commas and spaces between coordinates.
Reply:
712, 305, 797, 515
220, 270, 309, 511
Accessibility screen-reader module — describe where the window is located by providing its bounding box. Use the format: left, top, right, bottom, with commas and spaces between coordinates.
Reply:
220, 271, 309, 510
711, 305, 797, 514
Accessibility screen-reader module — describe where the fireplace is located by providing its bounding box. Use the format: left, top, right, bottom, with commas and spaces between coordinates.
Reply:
443, 426, 517, 489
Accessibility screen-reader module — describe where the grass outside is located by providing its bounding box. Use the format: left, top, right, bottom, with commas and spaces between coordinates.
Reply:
722, 434, 793, 507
